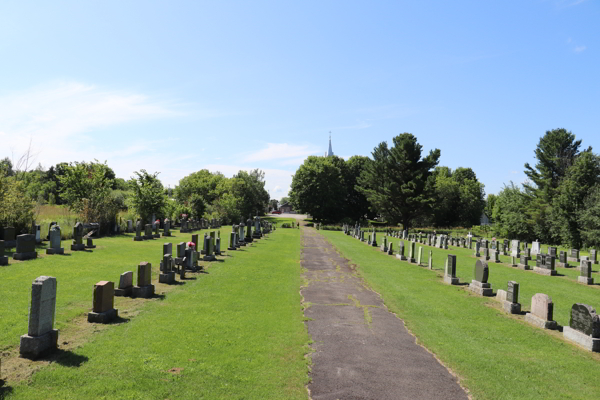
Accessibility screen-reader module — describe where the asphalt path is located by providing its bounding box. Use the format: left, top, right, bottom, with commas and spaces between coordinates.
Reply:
301, 228, 468, 400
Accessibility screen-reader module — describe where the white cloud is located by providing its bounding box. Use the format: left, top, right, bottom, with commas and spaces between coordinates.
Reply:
243, 143, 320, 163
574, 45, 587, 53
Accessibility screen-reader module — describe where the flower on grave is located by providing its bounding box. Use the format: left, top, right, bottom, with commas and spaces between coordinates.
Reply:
187, 241, 195, 249
155, 219, 160, 225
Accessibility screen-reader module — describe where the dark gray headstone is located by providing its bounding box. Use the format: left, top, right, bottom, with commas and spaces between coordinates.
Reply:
474, 259, 489, 283
569, 303, 600, 338
507, 281, 519, 303
520, 255, 528, 266
559, 251, 566, 263
16, 234, 36, 253
571, 249, 579, 258
447, 255, 456, 277
581, 260, 592, 278
4, 227, 16, 241
548, 247, 557, 257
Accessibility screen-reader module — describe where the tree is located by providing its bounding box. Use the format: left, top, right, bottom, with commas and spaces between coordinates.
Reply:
549, 151, 600, 247
344, 156, 374, 221
289, 156, 346, 223
0, 173, 35, 234
128, 170, 169, 224
578, 184, 600, 248
231, 169, 270, 218
58, 161, 119, 233
485, 194, 497, 222
492, 183, 532, 241
356, 133, 440, 229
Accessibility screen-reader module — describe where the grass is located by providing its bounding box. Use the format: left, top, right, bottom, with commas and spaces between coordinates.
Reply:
321, 230, 600, 400
1, 225, 309, 399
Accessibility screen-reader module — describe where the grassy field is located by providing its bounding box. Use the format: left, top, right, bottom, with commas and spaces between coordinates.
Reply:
1, 221, 309, 399
320, 230, 600, 400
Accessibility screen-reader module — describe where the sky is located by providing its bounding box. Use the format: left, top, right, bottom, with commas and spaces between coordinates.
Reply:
0, 0, 598, 200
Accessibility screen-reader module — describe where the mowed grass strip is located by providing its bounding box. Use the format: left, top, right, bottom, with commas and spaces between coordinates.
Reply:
4, 226, 309, 399
321, 231, 600, 400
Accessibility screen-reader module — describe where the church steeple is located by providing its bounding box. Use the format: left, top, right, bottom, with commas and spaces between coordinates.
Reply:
327, 132, 334, 157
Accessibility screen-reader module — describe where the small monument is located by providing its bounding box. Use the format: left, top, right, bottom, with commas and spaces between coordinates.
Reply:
114, 271, 133, 297
144, 224, 154, 240
534, 254, 557, 276
159, 254, 175, 284
578, 260, 594, 285
71, 222, 86, 250
408, 241, 416, 263
133, 220, 143, 241
88, 281, 118, 323
562, 303, 600, 352
396, 241, 407, 261
20, 276, 58, 359
496, 281, 521, 314
469, 260, 493, 296
13, 234, 38, 260
132, 262, 155, 298
46, 225, 64, 255
517, 254, 530, 270
525, 293, 558, 330
163, 219, 172, 237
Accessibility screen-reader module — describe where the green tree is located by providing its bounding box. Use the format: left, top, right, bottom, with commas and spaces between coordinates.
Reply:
356, 133, 440, 229
578, 184, 600, 248
549, 151, 600, 247
492, 183, 532, 241
0, 174, 35, 234
289, 156, 346, 223
485, 194, 497, 222
344, 155, 374, 221
231, 169, 271, 218
128, 170, 168, 224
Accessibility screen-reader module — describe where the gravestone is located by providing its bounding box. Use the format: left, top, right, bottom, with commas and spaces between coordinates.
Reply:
34, 224, 41, 244
380, 236, 388, 252
531, 240, 540, 256
86, 238, 96, 249
215, 237, 221, 255
0, 240, 8, 266
568, 249, 580, 263
127, 220, 133, 233
115, 271, 133, 297
533, 254, 556, 276
132, 262, 155, 298
159, 254, 175, 284
518, 254, 530, 270
474, 241, 481, 257
163, 219, 172, 237
562, 303, 600, 352
153, 221, 160, 238
228, 232, 237, 251
548, 246, 557, 258
46, 222, 57, 240
203, 235, 216, 261
71, 222, 85, 250
133, 220, 143, 241
444, 255, 459, 285
482, 247, 490, 261
556, 251, 569, 268
371, 229, 377, 247
46, 225, 64, 255
525, 293, 557, 330
387, 242, 393, 255
13, 234, 38, 260
578, 260, 594, 285
590, 249, 598, 265
174, 242, 185, 266
238, 224, 246, 246
490, 248, 500, 263
417, 246, 423, 265
428, 250, 433, 269
396, 241, 407, 261
88, 281, 118, 323
408, 241, 416, 263
496, 281, 521, 314
19, 276, 59, 359
144, 224, 154, 240
511, 240, 520, 258
469, 259, 493, 296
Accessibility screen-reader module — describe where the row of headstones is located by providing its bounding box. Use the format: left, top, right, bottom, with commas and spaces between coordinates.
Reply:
0, 222, 95, 266
132, 219, 172, 241
358, 231, 600, 353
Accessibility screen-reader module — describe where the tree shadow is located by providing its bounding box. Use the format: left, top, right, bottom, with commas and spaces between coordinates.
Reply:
0, 383, 13, 399
180, 276, 197, 281
197, 270, 209, 275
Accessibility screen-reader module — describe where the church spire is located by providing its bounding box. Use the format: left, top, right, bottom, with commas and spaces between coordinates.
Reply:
327, 131, 334, 157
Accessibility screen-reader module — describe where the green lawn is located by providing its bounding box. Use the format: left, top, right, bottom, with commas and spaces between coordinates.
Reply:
2, 224, 309, 399
321, 230, 600, 400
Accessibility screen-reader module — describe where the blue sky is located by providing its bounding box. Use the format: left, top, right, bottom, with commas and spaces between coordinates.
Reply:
0, 1, 598, 200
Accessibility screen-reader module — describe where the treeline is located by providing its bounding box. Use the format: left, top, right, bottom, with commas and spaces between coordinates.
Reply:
289, 133, 486, 229
488, 129, 600, 248
0, 157, 269, 235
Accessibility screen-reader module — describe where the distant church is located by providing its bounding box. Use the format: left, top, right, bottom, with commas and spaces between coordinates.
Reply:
324, 133, 334, 157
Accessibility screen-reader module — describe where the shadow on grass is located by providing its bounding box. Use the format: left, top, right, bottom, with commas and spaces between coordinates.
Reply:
52, 348, 90, 367
180, 276, 197, 281
196, 270, 209, 275
0, 383, 13, 399
169, 281, 186, 286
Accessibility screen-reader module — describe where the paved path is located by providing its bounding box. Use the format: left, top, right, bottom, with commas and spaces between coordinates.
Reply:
301, 228, 468, 400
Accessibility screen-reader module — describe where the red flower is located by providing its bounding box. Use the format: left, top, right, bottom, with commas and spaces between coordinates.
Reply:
187, 242, 195, 248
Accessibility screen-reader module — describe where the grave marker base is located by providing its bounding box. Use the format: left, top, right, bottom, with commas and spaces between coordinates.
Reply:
114, 287, 132, 297
395, 254, 407, 261
133, 237, 143, 241
0, 256, 8, 266
501, 301, 521, 314
45, 248, 64, 255
556, 261, 570, 268
88, 308, 118, 323
567, 257, 580, 263
227, 246, 236, 250
469, 280, 493, 296
563, 326, 600, 352
19, 329, 59, 359
13, 251, 38, 260
524, 313, 557, 330
203, 255, 216, 261
71, 244, 86, 251
159, 272, 176, 284
517, 264, 531, 270
132, 285, 155, 298
533, 267, 557, 276
577, 276, 594, 285
443, 276, 460, 285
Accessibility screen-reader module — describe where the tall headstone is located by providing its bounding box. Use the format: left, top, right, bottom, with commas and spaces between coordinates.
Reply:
511, 240, 520, 258
557, 251, 568, 268
531, 240, 540, 256
13, 234, 38, 260
428, 250, 433, 269
371, 229, 377, 247
144, 224, 154, 240
19, 276, 58, 359
0, 240, 8, 266
71, 222, 85, 250
590, 249, 598, 265
133, 220, 143, 241
127, 220, 133, 233
417, 246, 423, 265
562, 304, 600, 352
132, 262, 155, 298
162, 219, 172, 237
88, 281, 118, 323
159, 254, 175, 284
380, 236, 388, 252
518, 254, 530, 270
46, 225, 64, 255
408, 241, 416, 263
444, 255, 459, 285
568, 249, 580, 263
469, 260, 493, 296
496, 281, 521, 314
525, 293, 557, 330
396, 241, 407, 261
